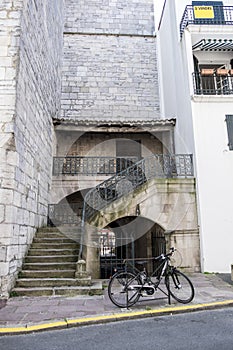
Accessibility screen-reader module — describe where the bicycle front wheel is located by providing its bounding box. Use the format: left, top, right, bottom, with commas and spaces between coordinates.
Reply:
108, 271, 142, 308
165, 269, 194, 304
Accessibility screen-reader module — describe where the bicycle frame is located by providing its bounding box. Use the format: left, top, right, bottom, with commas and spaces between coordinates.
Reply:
122, 255, 172, 307
123, 254, 170, 283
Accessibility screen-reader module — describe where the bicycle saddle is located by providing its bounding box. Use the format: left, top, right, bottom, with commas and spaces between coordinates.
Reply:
135, 260, 148, 266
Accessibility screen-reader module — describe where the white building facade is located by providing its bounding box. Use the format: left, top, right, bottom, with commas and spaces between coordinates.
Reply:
157, 0, 233, 272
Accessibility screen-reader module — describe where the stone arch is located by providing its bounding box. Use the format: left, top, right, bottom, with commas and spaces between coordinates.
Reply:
85, 178, 200, 276
98, 215, 166, 278
89, 178, 198, 235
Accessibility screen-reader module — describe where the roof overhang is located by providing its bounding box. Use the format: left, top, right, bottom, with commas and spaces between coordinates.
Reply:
53, 118, 176, 133
193, 38, 233, 51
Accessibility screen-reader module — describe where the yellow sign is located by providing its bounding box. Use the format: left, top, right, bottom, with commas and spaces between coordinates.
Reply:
193, 6, 214, 19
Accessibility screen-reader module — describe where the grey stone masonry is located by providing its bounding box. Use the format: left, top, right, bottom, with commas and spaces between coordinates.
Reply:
64, 0, 155, 36
0, 0, 64, 298
61, 0, 159, 122
61, 35, 159, 121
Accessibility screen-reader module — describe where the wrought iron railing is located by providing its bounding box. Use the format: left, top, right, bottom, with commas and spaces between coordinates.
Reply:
193, 71, 233, 95
82, 154, 193, 222
52, 156, 139, 175
180, 5, 233, 37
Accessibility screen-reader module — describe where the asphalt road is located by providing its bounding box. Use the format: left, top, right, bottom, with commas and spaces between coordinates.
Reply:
0, 307, 233, 350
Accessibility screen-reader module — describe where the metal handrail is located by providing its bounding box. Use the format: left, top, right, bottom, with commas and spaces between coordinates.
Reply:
180, 5, 233, 37
82, 154, 193, 224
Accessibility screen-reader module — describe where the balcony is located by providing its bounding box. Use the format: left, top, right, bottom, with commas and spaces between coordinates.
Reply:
52, 155, 193, 177
180, 5, 233, 37
193, 69, 233, 95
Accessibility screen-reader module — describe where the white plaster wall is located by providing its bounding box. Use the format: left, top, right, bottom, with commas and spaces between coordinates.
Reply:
192, 99, 233, 272
156, 1, 195, 154
158, 0, 233, 272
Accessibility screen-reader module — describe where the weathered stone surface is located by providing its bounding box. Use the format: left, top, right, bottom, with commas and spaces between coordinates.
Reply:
0, 0, 64, 297
64, 0, 155, 36
60, 0, 159, 122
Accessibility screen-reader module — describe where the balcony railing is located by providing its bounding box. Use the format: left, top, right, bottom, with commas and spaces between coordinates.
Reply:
52, 156, 139, 176
193, 70, 233, 95
180, 5, 233, 37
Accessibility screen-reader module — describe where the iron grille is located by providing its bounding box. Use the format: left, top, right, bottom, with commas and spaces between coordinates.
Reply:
180, 5, 233, 37
193, 72, 233, 95
52, 156, 138, 175
82, 154, 193, 223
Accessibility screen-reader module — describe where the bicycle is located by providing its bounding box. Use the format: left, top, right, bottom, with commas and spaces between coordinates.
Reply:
108, 247, 195, 308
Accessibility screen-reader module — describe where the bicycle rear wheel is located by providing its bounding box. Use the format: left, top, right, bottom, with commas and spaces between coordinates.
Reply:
108, 271, 142, 308
165, 269, 194, 304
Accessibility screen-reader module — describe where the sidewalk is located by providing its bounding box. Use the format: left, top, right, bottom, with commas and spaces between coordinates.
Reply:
0, 273, 233, 334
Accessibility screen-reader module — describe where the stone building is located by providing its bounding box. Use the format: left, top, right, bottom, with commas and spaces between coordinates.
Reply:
0, 0, 199, 297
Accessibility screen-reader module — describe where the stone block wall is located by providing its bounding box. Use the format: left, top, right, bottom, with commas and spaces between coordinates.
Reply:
65, 0, 154, 36
61, 0, 159, 121
0, 0, 64, 297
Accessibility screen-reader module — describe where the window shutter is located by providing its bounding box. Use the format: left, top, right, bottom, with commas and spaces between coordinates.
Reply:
226, 115, 233, 150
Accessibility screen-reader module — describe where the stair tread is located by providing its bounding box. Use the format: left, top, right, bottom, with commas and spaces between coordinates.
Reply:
17, 278, 79, 281
25, 256, 79, 259
23, 263, 76, 265
31, 243, 79, 246
29, 249, 79, 251
13, 282, 102, 291
12, 225, 97, 297
20, 270, 74, 273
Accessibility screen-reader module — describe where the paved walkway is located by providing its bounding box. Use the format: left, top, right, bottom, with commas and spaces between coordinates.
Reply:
0, 273, 232, 334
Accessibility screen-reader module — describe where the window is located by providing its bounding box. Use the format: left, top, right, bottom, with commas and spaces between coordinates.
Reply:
226, 115, 233, 150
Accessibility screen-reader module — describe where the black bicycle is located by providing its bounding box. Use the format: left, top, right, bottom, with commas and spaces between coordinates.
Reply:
108, 247, 194, 308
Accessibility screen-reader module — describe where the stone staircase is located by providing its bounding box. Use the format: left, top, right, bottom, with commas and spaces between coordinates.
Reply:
12, 227, 103, 297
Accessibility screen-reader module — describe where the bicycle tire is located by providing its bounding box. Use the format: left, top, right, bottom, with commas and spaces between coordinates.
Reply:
108, 271, 142, 308
165, 269, 194, 304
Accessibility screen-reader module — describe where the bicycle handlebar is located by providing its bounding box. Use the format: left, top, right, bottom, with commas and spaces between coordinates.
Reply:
154, 247, 176, 261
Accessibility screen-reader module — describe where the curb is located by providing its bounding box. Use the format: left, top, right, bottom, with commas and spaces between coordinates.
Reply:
1, 299, 233, 335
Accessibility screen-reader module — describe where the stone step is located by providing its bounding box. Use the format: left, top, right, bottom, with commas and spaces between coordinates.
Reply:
23, 262, 77, 270
37, 226, 81, 234
36, 228, 81, 241
24, 255, 79, 263
37, 227, 62, 233
12, 281, 103, 297
27, 249, 79, 256
35, 231, 68, 239
16, 278, 85, 288
30, 242, 79, 249
19, 270, 75, 278
33, 237, 79, 244
12, 226, 91, 297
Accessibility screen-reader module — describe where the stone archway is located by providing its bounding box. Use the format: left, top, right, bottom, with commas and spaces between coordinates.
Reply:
98, 216, 166, 278
85, 178, 200, 276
